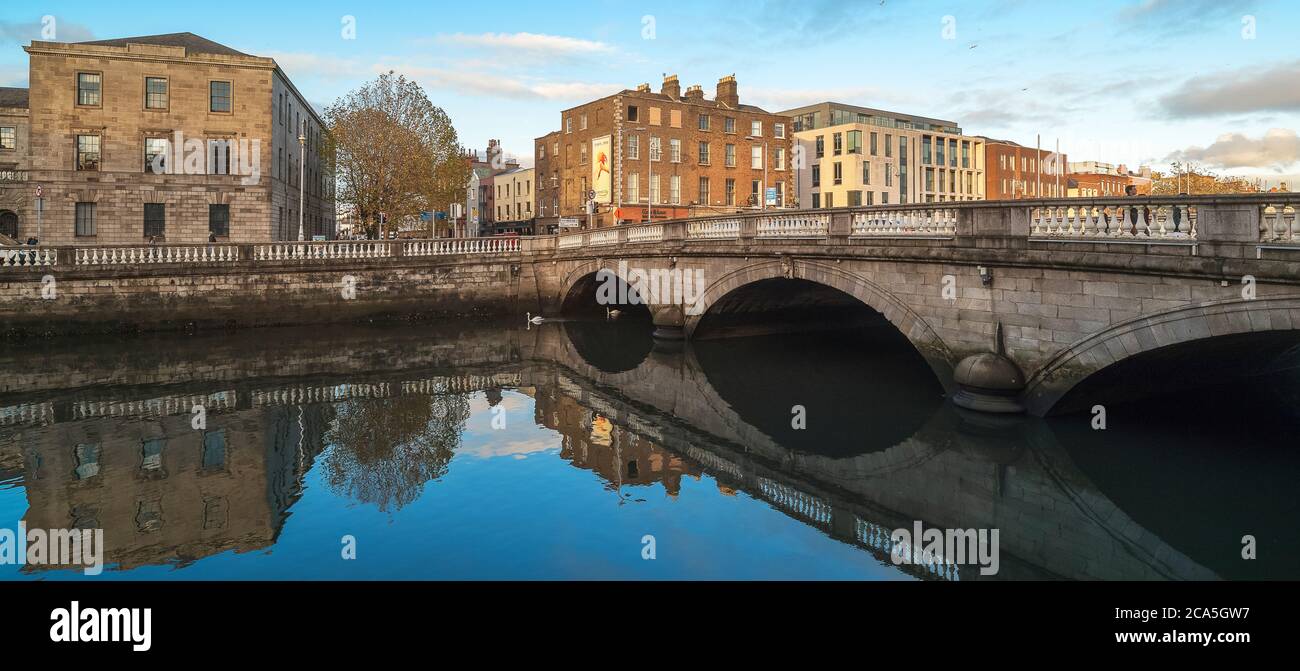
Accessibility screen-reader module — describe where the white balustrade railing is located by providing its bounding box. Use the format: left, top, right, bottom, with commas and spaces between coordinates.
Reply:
253, 241, 392, 261
1, 247, 56, 268
557, 233, 584, 249
852, 208, 957, 237
404, 237, 520, 256
626, 224, 664, 243
756, 213, 829, 238
588, 229, 619, 246
688, 218, 741, 239
75, 245, 239, 266
1031, 203, 1197, 241
1260, 204, 1300, 243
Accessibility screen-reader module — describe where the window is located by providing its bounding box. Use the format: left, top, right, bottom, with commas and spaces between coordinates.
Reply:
627, 106, 638, 122
649, 107, 662, 126
669, 138, 681, 163
724, 117, 735, 134
77, 72, 101, 106
670, 175, 681, 204
670, 109, 682, 128
202, 430, 226, 470
208, 140, 232, 174
833, 132, 843, 155
812, 192, 821, 209
811, 164, 821, 187
751, 146, 763, 169
949, 139, 958, 167
863, 161, 870, 184
76, 135, 100, 171
885, 134, 893, 158
208, 204, 230, 237
651, 175, 661, 203
649, 137, 661, 161
145, 137, 168, 173
825, 192, 834, 208
870, 132, 878, 156
580, 113, 588, 130
698, 114, 710, 131
849, 190, 862, 207
882, 191, 889, 204
565, 117, 573, 133
209, 81, 232, 113
936, 138, 946, 166
627, 134, 639, 160
0, 126, 16, 150
750, 120, 762, 137
725, 144, 736, 167
74, 443, 101, 480
538, 143, 546, 160
75, 202, 96, 236
698, 176, 710, 203
962, 141, 970, 169
923, 136, 933, 164
627, 172, 639, 202
885, 164, 893, 187
141, 438, 165, 472
775, 147, 785, 170
698, 141, 710, 164
833, 162, 843, 185
145, 77, 168, 109
751, 180, 760, 205
774, 123, 785, 139
815, 136, 824, 158
725, 178, 735, 205
144, 203, 165, 238
847, 130, 862, 154
580, 143, 588, 164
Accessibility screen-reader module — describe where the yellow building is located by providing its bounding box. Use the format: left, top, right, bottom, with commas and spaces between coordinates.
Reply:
492, 166, 535, 234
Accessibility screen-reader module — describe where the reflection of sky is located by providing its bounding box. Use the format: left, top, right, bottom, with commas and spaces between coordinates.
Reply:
0, 391, 911, 580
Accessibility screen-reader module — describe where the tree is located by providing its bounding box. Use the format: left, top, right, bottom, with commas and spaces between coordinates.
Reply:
324, 72, 469, 238
1149, 162, 1262, 195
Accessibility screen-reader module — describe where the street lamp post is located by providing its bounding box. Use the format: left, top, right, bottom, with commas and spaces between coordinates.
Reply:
297, 119, 306, 242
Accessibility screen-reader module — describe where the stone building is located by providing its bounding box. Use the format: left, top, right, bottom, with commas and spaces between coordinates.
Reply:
981, 137, 1068, 200
492, 166, 535, 234
0, 32, 334, 246
535, 75, 795, 229
785, 102, 986, 208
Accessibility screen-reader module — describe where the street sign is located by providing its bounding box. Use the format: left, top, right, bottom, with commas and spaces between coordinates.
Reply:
35, 185, 42, 198
765, 187, 778, 206
558, 218, 580, 228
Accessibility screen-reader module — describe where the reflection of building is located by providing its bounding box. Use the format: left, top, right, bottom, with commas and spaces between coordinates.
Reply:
0, 33, 335, 245
533, 386, 700, 496
9, 403, 328, 571
787, 102, 986, 207
536, 75, 795, 229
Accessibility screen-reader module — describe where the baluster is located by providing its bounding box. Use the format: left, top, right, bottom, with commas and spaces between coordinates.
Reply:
1276, 205, 1292, 242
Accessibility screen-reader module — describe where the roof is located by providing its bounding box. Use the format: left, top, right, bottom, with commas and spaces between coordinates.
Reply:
74, 32, 249, 58
780, 101, 959, 131
0, 87, 29, 109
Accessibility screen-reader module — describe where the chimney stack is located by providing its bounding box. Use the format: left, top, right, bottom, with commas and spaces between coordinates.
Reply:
636, 83, 651, 93
716, 75, 738, 108
661, 74, 681, 99
685, 84, 704, 101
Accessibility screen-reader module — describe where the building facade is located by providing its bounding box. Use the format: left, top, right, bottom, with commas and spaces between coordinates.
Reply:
535, 75, 795, 229
785, 102, 985, 209
492, 166, 534, 234
0, 87, 30, 240
0, 33, 334, 246
982, 138, 1068, 200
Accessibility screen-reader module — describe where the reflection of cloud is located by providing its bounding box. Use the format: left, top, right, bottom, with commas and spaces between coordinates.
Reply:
434, 32, 612, 56
465, 438, 559, 460
1166, 129, 1300, 171
1159, 61, 1300, 118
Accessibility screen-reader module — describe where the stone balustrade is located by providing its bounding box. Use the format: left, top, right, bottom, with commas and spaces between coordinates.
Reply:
1030, 203, 1197, 241
404, 237, 520, 256
254, 241, 393, 261
77, 245, 240, 266
852, 208, 958, 237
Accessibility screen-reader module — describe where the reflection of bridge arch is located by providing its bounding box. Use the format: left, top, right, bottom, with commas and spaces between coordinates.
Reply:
683, 258, 955, 385
1023, 296, 1300, 415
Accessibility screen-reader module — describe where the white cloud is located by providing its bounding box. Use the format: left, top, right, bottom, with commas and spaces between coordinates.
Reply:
1160, 60, 1300, 118
435, 32, 612, 56
392, 64, 620, 101
1167, 129, 1300, 171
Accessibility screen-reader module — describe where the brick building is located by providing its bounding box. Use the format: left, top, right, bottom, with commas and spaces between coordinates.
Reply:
534, 75, 795, 229
981, 138, 1068, 200
784, 101, 986, 207
1066, 161, 1151, 197
0, 33, 334, 246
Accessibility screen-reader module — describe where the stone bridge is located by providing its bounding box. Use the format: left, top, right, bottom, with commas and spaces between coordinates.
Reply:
4, 194, 1300, 415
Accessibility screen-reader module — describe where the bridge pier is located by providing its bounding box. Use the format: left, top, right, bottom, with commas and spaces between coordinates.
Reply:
651, 304, 687, 342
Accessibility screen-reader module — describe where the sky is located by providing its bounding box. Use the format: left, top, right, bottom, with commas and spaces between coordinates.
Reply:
2, 0, 1299, 186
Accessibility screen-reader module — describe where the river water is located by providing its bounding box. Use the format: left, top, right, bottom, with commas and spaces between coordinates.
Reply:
1, 319, 1295, 580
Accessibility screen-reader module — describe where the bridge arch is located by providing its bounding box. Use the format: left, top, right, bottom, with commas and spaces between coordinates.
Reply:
1023, 295, 1300, 416
683, 258, 955, 384
557, 260, 654, 321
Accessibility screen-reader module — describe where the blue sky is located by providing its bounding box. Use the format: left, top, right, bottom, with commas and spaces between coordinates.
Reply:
2, 0, 1298, 185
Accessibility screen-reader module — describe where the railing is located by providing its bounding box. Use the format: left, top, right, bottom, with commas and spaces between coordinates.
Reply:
558, 233, 584, 249
254, 241, 393, 261
756, 213, 829, 238
404, 237, 519, 256
626, 224, 664, 243
1030, 204, 1197, 241
688, 218, 741, 239
1260, 204, 1299, 243
852, 208, 957, 237
76, 245, 239, 266
588, 229, 619, 246
1, 247, 56, 267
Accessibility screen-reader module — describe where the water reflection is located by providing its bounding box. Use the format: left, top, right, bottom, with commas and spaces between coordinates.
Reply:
0, 320, 1295, 580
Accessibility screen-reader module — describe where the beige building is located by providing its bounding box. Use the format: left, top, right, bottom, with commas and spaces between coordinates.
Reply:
0, 87, 29, 240
0, 32, 334, 246
492, 166, 534, 234
783, 102, 985, 208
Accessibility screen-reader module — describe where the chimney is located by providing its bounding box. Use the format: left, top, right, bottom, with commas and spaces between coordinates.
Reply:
716, 75, 738, 108
636, 83, 651, 93
685, 84, 704, 101
661, 74, 681, 99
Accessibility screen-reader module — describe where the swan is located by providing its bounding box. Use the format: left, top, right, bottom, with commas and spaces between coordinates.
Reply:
606, 308, 622, 320
526, 312, 545, 325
